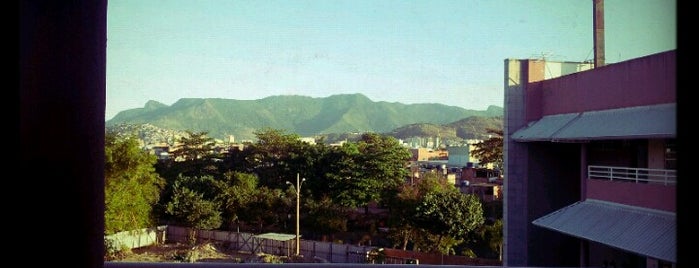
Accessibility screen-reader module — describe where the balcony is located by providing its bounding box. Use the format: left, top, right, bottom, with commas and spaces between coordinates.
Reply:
586, 165, 676, 212
587, 165, 676, 186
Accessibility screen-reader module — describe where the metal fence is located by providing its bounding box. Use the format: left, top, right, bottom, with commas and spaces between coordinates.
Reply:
588, 165, 677, 185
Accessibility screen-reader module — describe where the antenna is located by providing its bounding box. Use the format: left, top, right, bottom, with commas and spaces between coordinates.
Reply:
530, 51, 562, 61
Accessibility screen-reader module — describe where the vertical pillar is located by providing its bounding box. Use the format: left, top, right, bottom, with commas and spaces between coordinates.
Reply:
20, 1, 106, 267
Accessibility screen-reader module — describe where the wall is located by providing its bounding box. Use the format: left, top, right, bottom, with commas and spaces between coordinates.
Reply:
504, 58, 589, 266
105, 226, 167, 250
166, 226, 375, 263
381, 248, 501, 265
536, 51, 676, 117
20, 1, 107, 268
503, 58, 530, 266
447, 145, 470, 167
526, 142, 581, 266
586, 179, 676, 212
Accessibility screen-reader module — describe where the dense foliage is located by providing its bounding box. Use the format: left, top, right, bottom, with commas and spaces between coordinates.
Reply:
471, 128, 503, 170
106, 127, 501, 259
104, 131, 165, 235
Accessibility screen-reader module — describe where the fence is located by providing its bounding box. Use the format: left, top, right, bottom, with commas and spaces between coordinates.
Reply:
105, 225, 167, 250
588, 165, 677, 185
104, 226, 499, 265
166, 226, 376, 263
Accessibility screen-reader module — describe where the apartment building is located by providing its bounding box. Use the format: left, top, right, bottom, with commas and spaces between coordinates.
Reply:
503, 50, 676, 267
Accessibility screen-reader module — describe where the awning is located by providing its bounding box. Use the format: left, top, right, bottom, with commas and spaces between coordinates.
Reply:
532, 199, 676, 263
511, 113, 579, 141
254, 232, 297, 241
512, 103, 676, 142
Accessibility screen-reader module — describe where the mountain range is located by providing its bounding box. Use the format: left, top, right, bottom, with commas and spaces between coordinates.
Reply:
106, 93, 503, 142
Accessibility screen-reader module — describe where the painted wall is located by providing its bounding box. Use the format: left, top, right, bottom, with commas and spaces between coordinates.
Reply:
533, 51, 676, 117
447, 145, 470, 167
504, 58, 593, 266
586, 179, 676, 212
503, 59, 530, 266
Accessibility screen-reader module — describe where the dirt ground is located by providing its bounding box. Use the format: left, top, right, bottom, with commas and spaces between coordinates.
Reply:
107, 242, 264, 263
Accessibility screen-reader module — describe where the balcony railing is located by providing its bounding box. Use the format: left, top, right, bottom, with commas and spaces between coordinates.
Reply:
587, 165, 676, 186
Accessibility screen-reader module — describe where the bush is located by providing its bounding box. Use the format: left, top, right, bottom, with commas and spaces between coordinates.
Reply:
104, 239, 131, 261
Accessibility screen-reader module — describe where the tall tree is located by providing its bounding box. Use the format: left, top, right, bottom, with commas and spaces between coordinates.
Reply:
413, 191, 485, 254
104, 131, 165, 235
386, 172, 457, 250
164, 176, 223, 243
218, 171, 259, 230
237, 186, 286, 232
169, 130, 220, 178
355, 133, 412, 211
304, 196, 349, 241
471, 128, 503, 170
311, 142, 363, 207
174, 130, 216, 162
245, 128, 310, 188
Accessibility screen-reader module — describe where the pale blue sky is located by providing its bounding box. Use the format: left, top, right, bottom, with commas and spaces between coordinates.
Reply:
106, 0, 676, 120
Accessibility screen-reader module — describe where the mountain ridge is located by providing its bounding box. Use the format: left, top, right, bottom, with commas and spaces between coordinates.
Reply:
107, 93, 503, 141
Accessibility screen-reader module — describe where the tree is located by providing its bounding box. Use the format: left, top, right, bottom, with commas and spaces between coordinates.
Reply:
245, 128, 309, 188
165, 176, 223, 244
304, 196, 349, 241
104, 131, 165, 235
169, 130, 220, 178
485, 219, 503, 261
174, 130, 216, 162
471, 128, 503, 170
311, 142, 363, 207
355, 133, 411, 211
237, 186, 286, 232
387, 172, 459, 250
218, 171, 259, 230
413, 191, 485, 254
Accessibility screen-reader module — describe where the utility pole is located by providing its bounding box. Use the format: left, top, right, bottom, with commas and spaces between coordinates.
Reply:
286, 173, 305, 256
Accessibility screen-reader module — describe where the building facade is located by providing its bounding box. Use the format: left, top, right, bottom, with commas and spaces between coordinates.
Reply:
503, 50, 676, 267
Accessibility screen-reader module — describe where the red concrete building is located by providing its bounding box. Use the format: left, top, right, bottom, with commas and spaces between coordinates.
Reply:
503, 49, 676, 267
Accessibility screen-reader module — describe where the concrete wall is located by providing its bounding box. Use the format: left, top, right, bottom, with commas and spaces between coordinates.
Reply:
503, 59, 530, 266
505, 51, 677, 266
166, 226, 375, 263
586, 179, 676, 212
105, 226, 167, 250
381, 248, 501, 265
20, 1, 107, 267
535, 51, 676, 117
447, 145, 470, 167
504, 58, 592, 266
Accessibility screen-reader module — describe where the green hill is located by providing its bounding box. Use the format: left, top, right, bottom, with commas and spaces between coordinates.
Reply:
107, 93, 503, 141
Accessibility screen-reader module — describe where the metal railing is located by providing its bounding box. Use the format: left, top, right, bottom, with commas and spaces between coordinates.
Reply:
587, 165, 676, 186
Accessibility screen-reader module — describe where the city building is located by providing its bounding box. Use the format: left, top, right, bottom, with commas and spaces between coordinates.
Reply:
503, 48, 676, 267
409, 148, 447, 161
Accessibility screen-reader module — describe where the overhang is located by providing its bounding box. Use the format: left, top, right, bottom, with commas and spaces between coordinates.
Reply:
511, 113, 579, 141
532, 199, 676, 263
512, 103, 676, 142
254, 232, 297, 241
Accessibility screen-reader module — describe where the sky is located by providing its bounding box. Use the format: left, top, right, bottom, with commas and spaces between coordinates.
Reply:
106, 0, 676, 120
